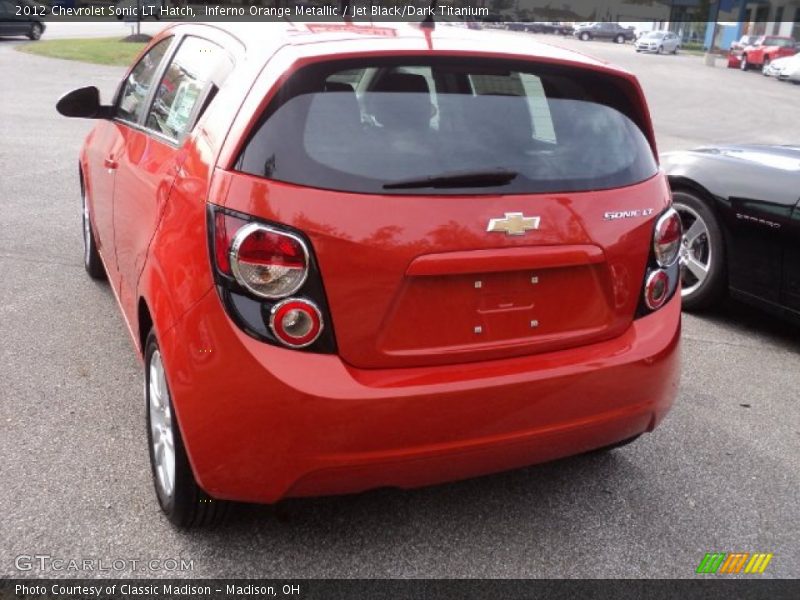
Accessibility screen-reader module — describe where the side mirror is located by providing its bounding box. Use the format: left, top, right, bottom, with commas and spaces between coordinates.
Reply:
56, 86, 111, 119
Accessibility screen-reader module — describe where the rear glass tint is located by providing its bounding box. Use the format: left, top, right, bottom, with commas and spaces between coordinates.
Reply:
236, 58, 657, 195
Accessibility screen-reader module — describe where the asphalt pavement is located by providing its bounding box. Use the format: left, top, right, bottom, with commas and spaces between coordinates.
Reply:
0, 29, 799, 579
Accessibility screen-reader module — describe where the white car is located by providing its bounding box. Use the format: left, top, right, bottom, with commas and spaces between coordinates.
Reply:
634, 31, 681, 54
776, 53, 800, 82
762, 54, 796, 76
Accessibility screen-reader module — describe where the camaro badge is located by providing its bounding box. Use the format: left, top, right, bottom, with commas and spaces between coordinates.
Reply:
486, 213, 541, 236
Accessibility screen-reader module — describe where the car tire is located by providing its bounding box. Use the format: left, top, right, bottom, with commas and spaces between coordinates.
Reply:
615, 34, 625, 44
672, 46, 679, 54
145, 331, 229, 529
27, 22, 43, 41
580, 32, 590, 41
671, 190, 727, 311
81, 179, 106, 280
740, 54, 749, 70
761, 57, 770, 75
657, 45, 663, 54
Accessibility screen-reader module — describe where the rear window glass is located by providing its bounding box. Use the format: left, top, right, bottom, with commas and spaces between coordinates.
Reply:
236, 58, 657, 195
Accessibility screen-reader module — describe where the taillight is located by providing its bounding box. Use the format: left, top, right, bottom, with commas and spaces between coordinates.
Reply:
208, 205, 335, 353
653, 208, 681, 267
636, 207, 682, 317
270, 299, 323, 348
644, 269, 669, 310
213, 211, 244, 275
230, 223, 309, 299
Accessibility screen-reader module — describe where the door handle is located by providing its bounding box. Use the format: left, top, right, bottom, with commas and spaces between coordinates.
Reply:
104, 158, 118, 171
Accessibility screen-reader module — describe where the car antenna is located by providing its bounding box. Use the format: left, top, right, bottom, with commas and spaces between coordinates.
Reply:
420, 0, 436, 28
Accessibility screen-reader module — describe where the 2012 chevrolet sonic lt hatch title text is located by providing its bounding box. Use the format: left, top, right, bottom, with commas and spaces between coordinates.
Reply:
57, 22, 682, 528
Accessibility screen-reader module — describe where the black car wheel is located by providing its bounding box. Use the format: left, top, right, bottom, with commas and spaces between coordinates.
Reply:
615, 34, 625, 44
27, 23, 43, 41
761, 57, 770, 75
657, 45, 663, 54
740, 54, 749, 70
81, 178, 106, 280
672, 190, 727, 311
145, 330, 228, 529
580, 32, 590, 41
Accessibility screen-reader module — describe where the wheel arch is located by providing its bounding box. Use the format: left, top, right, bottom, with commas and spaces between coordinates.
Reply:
136, 264, 180, 359
668, 173, 733, 233
667, 175, 724, 218
138, 297, 154, 358
668, 175, 732, 297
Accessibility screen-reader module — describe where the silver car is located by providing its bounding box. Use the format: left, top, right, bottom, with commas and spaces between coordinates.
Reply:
635, 31, 681, 54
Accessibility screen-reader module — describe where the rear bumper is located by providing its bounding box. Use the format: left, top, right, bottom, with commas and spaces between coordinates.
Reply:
161, 290, 681, 503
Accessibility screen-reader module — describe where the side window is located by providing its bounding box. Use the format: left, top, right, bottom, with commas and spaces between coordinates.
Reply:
145, 36, 230, 141
116, 38, 171, 124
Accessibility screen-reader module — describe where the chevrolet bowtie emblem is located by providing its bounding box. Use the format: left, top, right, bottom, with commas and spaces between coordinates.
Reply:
486, 213, 541, 236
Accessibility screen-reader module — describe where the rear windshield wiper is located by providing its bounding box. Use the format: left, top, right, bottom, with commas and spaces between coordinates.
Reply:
383, 169, 518, 190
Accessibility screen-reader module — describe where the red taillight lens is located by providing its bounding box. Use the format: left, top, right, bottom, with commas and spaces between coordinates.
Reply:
213, 211, 248, 275
644, 269, 669, 310
270, 299, 323, 348
230, 223, 309, 299
653, 208, 682, 267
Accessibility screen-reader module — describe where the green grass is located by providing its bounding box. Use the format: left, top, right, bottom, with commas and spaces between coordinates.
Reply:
17, 37, 145, 66
680, 42, 708, 56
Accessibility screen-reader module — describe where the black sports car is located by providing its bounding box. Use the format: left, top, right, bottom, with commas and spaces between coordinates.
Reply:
662, 145, 800, 322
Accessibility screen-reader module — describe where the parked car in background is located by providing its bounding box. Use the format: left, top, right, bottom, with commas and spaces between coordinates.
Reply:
505, 22, 529, 32
762, 54, 798, 77
574, 22, 635, 43
57, 22, 680, 528
778, 54, 800, 82
634, 31, 680, 54
727, 35, 760, 68
739, 36, 796, 71
529, 22, 573, 35
0, 0, 45, 40
662, 145, 800, 318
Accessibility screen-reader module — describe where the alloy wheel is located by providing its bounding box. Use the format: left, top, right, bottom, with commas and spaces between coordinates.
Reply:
674, 203, 711, 297
148, 350, 176, 500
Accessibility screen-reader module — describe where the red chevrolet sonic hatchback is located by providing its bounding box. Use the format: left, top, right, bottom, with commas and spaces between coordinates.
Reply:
57, 22, 681, 528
